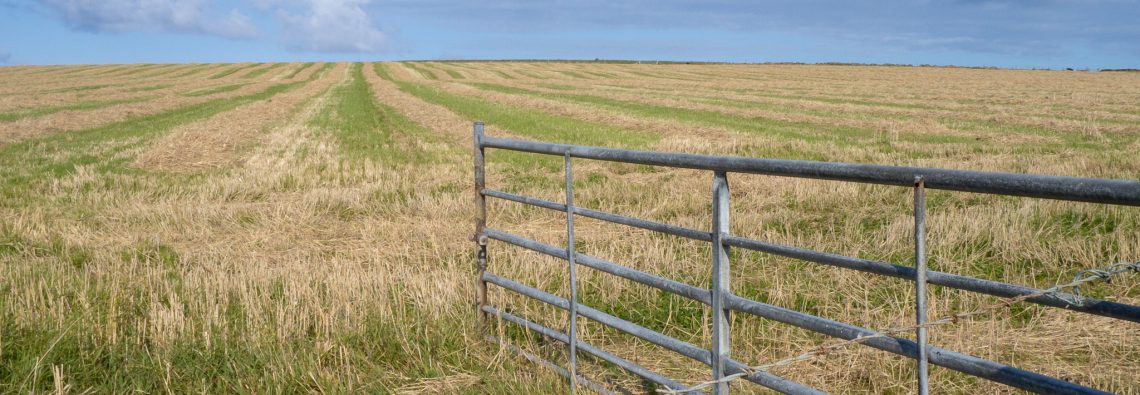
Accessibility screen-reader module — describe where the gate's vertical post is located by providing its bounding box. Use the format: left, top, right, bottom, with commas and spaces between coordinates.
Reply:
710, 171, 732, 395
473, 122, 489, 325
914, 176, 930, 395
564, 151, 579, 393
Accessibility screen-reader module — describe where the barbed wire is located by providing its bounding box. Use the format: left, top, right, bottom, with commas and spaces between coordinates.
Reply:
660, 260, 1140, 394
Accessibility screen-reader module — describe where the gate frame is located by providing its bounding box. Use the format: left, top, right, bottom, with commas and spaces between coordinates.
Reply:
472, 122, 1140, 395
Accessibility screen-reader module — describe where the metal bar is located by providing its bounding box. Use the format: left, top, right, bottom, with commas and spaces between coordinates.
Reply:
721, 235, 1140, 323
485, 335, 618, 395
564, 152, 579, 392
483, 227, 712, 305
710, 171, 731, 395
721, 359, 827, 395
482, 305, 694, 392
481, 136, 1140, 206
483, 271, 712, 365
482, 188, 711, 242
914, 176, 929, 395
723, 294, 1111, 395
482, 272, 823, 394
483, 188, 567, 212
473, 121, 489, 324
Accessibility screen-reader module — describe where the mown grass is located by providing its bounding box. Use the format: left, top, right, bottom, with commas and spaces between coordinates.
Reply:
2, 62, 568, 394
170, 64, 215, 78
180, 83, 246, 97
402, 62, 439, 80
0, 97, 151, 122
0, 81, 308, 204
1, 61, 1137, 394
311, 63, 444, 163
376, 65, 657, 149
283, 62, 316, 79
208, 63, 262, 80
467, 82, 983, 151
241, 63, 286, 79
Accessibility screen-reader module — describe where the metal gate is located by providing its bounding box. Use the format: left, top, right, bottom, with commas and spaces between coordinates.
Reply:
470, 122, 1140, 394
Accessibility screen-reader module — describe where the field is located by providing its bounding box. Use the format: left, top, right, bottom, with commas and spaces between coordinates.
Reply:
1, 61, 1138, 393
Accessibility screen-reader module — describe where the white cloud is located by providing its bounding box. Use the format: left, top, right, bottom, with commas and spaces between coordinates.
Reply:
275, 0, 388, 53
40, 0, 258, 39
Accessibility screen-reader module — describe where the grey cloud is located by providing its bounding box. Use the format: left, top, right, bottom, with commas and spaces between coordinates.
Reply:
276, 0, 388, 53
39, 0, 258, 38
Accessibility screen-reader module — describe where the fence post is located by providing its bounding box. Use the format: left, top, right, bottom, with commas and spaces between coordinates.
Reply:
565, 152, 579, 393
711, 171, 732, 395
474, 122, 489, 325
914, 176, 930, 395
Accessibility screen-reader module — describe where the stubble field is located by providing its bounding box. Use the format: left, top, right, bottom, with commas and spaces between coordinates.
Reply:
1, 61, 1138, 393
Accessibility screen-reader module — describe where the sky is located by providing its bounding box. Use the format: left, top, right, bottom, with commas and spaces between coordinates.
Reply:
1, 0, 1139, 69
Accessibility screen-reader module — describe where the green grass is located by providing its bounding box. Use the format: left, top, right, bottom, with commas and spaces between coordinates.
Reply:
375, 64, 656, 150
102, 64, 164, 77
133, 64, 187, 78
208, 63, 262, 80
311, 63, 445, 163
0, 97, 151, 122
443, 69, 465, 79
283, 62, 316, 79
466, 82, 983, 151
127, 84, 173, 93
0, 82, 312, 205
170, 65, 214, 78
556, 70, 588, 79
0, 296, 556, 393
492, 70, 516, 79
241, 63, 286, 79
180, 83, 246, 97
402, 62, 439, 80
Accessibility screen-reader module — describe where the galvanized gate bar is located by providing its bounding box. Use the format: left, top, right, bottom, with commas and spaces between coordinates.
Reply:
483, 188, 567, 211
482, 305, 693, 392
481, 136, 1140, 206
486, 335, 618, 395
484, 227, 713, 305
722, 294, 1111, 395
563, 152, 579, 392
485, 185, 1140, 322
484, 271, 713, 364
483, 188, 712, 241
482, 271, 824, 394
913, 176, 930, 395
721, 235, 1140, 322
721, 359, 828, 395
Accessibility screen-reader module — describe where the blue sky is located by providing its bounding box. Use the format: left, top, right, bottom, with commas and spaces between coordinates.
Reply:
1, 0, 1138, 69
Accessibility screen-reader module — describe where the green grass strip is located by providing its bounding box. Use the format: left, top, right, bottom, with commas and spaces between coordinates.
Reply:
0, 97, 151, 122
556, 70, 588, 79
443, 69, 465, 79
466, 82, 978, 147
103, 64, 164, 78
374, 63, 656, 149
0, 80, 314, 199
208, 63, 262, 80
283, 62, 316, 79
181, 83, 246, 97
401, 62, 438, 80
170, 64, 216, 78
311, 63, 443, 163
241, 63, 286, 79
